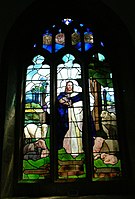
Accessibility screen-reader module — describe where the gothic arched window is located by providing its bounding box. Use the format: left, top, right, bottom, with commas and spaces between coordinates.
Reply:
20, 18, 122, 184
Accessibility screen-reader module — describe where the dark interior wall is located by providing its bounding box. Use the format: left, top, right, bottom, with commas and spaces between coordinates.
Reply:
0, 0, 135, 198
0, 0, 135, 55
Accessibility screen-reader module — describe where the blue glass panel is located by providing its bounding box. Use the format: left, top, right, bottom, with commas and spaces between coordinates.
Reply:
55, 43, 64, 52
84, 31, 94, 51
100, 41, 104, 47
62, 18, 72, 25
43, 44, 52, 53
75, 42, 82, 51
85, 43, 93, 51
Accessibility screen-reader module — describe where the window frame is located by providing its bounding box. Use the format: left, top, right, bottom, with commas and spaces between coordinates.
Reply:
11, 14, 131, 197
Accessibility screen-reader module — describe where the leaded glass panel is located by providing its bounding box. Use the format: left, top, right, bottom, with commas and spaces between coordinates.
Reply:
56, 54, 86, 181
22, 55, 51, 181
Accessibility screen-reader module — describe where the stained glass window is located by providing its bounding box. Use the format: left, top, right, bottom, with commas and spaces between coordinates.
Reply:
20, 18, 122, 183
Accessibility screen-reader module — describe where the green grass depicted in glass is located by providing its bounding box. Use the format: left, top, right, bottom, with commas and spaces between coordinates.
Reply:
58, 148, 86, 180
92, 158, 122, 181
